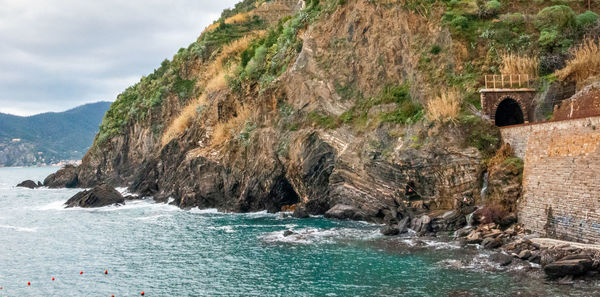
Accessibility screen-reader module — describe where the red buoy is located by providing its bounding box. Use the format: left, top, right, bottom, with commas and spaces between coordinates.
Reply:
27, 282, 31, 286
111, 295, 115, 297
80, 271, 83, 275
141, 292, 145, 296
105, 270, 108, 275
52, 277, 55, 281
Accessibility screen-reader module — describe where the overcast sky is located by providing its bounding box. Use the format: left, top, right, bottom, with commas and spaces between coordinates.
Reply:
0, 0, 239, 116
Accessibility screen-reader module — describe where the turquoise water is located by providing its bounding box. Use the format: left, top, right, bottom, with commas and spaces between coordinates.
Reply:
0, 167, 598, 296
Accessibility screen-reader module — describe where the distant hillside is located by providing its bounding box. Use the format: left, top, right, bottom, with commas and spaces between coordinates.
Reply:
0, 102, 111, 166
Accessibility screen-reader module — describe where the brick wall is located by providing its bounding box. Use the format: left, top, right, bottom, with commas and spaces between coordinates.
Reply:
502, 116, 600, 243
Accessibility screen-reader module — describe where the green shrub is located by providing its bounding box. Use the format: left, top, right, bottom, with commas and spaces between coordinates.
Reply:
449, 15, 470, 30
308, 112, 339, 129
538, 29, 572, 50
577, 11, 599, 28
501, 13, 525, 27
484, 0, 502, 15
534, 5, 576, 31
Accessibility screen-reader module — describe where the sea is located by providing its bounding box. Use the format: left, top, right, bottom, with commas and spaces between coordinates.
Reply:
0, 167, 598, 296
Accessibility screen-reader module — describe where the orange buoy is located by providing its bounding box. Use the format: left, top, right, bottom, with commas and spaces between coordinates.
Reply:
105, 270, 108, 275
111, 295, 115, 297
52, 277, 55, 281
141, 292, 145, 296
27, 281, 31, 286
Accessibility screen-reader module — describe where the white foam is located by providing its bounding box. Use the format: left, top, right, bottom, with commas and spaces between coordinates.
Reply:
207, 225, 235, 233
94, 199, 179, 212
189, 208, 221, 214
133, 214, 173, 221
35, 200, 66, 211
0, 224, 38, 232
261, 227, 380, 245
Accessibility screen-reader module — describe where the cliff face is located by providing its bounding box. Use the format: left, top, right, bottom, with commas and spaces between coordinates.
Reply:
47, 0, 506, 221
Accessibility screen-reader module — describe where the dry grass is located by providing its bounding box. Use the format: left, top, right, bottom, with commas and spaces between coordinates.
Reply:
212, 105, 253, 146
426, 88, 462, 122
203, 12, 252, 33
225, 12, 251, 24
161, 95, 207, 146
500, 53, 539, 77
204, 33, 265, 92
487, 143, 513, 171
555, 39, 600, 85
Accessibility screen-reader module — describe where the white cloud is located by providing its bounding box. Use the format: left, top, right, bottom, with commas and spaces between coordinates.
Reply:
0, 0, 239, 116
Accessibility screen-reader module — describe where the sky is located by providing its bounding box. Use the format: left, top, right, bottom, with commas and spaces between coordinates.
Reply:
0, 0, 240, 116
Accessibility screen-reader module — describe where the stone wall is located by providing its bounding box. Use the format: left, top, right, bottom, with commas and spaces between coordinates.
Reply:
502, 116, 600, 243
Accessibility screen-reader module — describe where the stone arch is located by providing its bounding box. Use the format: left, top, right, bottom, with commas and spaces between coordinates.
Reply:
494, 97, 526, 127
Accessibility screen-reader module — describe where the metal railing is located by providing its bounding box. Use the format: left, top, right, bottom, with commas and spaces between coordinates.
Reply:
484, 74, 533, 89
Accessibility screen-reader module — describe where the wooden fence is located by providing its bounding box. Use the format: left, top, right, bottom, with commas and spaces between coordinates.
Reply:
484, 74, 533, 89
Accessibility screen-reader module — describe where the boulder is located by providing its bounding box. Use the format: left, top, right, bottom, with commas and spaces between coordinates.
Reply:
481, 237, 502, 249
455, 226, 473, 238
544, 259, 594, 278
16, 180, 39, 189
490, 253, 513, 266
283, 230, 296, 237
292, 206, 310, 219
324, 204, 365, 221
397, 216, 410, 234
410, 215, 431, 234
499, 213, 518, 229
518, 250, 532, 260
65, 184, 124, 208
380, 225, 400, 236
466, 231, 483, 244
44, 165, 79, 188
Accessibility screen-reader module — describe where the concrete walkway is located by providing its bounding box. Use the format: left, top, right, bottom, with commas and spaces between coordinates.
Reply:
530, 237, 600, 251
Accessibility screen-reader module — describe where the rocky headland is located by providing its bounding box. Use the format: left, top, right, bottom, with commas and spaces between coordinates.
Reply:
38, 0, 600, 284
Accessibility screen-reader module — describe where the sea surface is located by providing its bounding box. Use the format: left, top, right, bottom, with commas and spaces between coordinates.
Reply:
1, 167, 599, 297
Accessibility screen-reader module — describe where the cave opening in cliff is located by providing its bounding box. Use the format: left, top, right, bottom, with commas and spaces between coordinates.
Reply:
267, 176, 300, 213
495, 98, 524, 127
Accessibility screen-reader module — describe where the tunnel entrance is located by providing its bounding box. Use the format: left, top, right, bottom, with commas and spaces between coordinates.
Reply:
495, 98, 524, 127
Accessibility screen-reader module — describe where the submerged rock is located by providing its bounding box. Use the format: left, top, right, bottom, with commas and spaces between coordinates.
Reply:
65, 184, 124, 208
283, 230, 296, 237
292, 207, 310, 219
490, 253, 513, 266
16, 180, 40, 189
380, 225, 400, 236
324, 204, 365, 221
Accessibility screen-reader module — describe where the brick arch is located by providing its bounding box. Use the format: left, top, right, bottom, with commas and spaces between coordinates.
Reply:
479, 89, 537, 126
492, 95, 529, 124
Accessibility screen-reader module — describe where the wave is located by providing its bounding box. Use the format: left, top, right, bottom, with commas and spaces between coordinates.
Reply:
189, 208, 222, 214
260, 227, 380, 245
0, 224, 37, 232
35, 200, 66, 211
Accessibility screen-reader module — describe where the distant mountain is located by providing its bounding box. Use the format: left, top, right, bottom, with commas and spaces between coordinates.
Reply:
0, 102, 112, 166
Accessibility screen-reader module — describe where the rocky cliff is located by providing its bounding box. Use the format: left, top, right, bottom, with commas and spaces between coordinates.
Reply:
46, 0, 599, 222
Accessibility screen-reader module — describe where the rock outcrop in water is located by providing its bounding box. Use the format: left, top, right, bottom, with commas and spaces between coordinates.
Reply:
16, 180, 41, 189
65, 184, 124, 208
44, 165, 79, 188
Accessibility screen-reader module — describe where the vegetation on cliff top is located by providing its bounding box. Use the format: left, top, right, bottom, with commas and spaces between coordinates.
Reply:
95, 0, 599, 158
